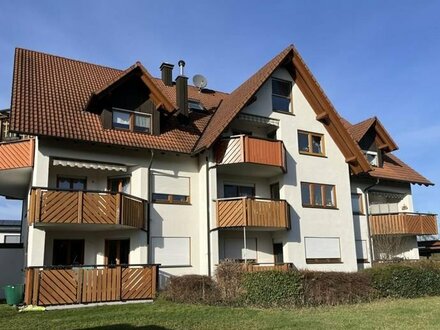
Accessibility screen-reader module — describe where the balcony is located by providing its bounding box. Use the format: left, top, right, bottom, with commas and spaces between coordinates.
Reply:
24, 264, 158, 306
369, 213, 438, 235
215, 135, 286, 176
216, 197, 290, 230
0, 139, 34, 198
28, 188, 147, 229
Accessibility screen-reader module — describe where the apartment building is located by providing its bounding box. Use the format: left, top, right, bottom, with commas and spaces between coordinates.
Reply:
0, 45, 436, 305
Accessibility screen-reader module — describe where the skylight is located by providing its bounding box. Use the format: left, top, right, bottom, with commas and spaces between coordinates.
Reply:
188, 100, 205, 112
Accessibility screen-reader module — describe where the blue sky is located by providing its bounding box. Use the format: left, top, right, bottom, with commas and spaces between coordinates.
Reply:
0, 0, 439, 219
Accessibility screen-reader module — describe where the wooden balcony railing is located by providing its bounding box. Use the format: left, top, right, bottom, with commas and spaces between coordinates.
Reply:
0, 139, 34, 171
28, 188, 147, 229
216, 197, 290, 229
243, 263, 293, 272
215, 135, 286, 171
24, 264, 158, 306
369, 213, 438, 235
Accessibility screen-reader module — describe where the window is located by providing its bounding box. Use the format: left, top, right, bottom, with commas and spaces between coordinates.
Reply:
188, 100, 205, 112
351, 193, 364, 215
224, 184, 255, 198
112, 108, 151, 134
301, 182, 336, 208
52, 239, 85, 266
364, 150, 378, 166
305, 237, 341, 264
298, 131, 325, 156
270, 182, 280, 200
152, 174, 190, 204
105, 239, 130, 265
108, 177, 130, 193
57, 177, 87, 190
272, 78, 292, 112
273, 243, 284, 264
151, 237, 191, 267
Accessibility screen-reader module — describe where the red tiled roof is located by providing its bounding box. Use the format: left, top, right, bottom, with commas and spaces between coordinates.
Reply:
10, 48, 227, 153
369, 153, 433, 186
346, 117, 376, 142
195, 45, 293, 152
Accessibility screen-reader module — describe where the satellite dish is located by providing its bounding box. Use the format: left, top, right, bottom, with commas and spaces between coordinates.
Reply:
193, 74, 208, 90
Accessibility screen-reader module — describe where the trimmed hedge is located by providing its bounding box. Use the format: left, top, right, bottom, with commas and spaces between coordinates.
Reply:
162, 261, 440, 307
366, 261, 440, 298
242, 270, 303, 307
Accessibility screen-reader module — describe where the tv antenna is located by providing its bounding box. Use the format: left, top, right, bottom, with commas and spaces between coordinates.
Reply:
192, 74, 208, 91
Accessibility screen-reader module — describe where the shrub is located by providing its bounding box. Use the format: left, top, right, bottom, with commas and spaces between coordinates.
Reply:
302, 271, 377, 306
162, 275, 220, 304
242, 270, 303, 307
215, 260, 246, 304
367, 261, 440, 298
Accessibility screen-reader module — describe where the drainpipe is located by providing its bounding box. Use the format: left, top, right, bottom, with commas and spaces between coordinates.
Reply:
205, 156, 215, 276
363, 178, 380, 265
147, 149, 154, 263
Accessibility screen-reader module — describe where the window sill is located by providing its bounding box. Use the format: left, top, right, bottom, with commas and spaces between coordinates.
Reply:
306, 258, 342, 264
273, 110, 295, 116
299, 151, 327, 158
302, 205, 338, 210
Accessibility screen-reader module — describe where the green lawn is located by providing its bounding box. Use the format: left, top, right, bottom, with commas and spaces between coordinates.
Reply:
1, 297, 439, 329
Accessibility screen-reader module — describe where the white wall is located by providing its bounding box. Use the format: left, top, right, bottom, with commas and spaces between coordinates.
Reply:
235, 67, 358, 271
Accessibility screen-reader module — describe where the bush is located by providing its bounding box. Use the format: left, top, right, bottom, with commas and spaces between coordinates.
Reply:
242, 270, 303, 307
302, 271, 377, 306
367, 261, 440, 298
215, 260, 245, 304
162, 275, 220, 304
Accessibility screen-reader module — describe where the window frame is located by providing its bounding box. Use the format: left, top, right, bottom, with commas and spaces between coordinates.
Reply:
298, 130, 326, 157
223, 183, 256, 198
112, 107, 152, 134
301, 182, 337, 209
351, 193, 365, 215
56, 176, 87, 191
363, 150, 379, 167
271, 78, 293, 114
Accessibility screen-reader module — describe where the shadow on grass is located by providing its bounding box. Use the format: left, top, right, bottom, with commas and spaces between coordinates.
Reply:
76, 325, 170, 330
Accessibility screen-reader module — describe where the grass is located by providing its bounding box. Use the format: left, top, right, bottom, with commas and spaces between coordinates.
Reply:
1, 297, 440, 329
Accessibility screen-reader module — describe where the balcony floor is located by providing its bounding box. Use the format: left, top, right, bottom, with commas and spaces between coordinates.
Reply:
0, 167, 32, 198
217, 162, 284, 178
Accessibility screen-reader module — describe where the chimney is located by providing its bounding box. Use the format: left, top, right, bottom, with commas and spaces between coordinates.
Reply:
176, 60, 188, 118
160, 62, 174, 87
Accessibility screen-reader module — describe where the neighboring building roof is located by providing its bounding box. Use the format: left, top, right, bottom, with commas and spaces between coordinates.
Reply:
369, 153, 433, 186
0, 220, 21, 226
0, 220, 21, 233
10, 48, 227, 153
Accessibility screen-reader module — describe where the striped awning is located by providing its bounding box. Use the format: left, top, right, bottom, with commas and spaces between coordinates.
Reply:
53, 159, 127, 172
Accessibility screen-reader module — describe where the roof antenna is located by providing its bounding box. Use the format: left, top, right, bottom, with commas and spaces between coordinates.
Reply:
193, 74, 208, 92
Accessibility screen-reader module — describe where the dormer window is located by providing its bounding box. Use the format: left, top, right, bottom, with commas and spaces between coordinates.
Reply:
364, 150, 379, 167
188, 100, 205, 112
112, 108, 151, 134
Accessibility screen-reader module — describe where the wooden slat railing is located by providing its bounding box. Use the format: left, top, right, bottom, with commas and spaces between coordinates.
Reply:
28, 188, 147, 229
215, 135, 286, 171
216, 197, 290, 229
0, 138, 34, 170
243, 263, 293, 272
369, 213, 438, 235
24, 264, 158, 306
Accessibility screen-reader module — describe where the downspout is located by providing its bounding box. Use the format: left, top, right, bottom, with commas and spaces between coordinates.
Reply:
363, 178, 380, 265
205, 156, 212, 277
147, 149, 154, 263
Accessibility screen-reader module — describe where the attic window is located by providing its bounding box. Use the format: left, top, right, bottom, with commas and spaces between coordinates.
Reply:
272, 78, 292, 113
188, 100, 205, 112
112, 108, 151, 134
364, 150, 378, 167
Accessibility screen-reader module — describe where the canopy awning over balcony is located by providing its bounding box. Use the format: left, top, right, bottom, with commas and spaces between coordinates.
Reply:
53, 159, 127, 172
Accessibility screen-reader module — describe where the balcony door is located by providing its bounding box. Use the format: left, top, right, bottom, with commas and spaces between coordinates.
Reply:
107, 177, 130, 193
52, 239, 85, 266
105, 239, 130, 265
273, 243, 284, 264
